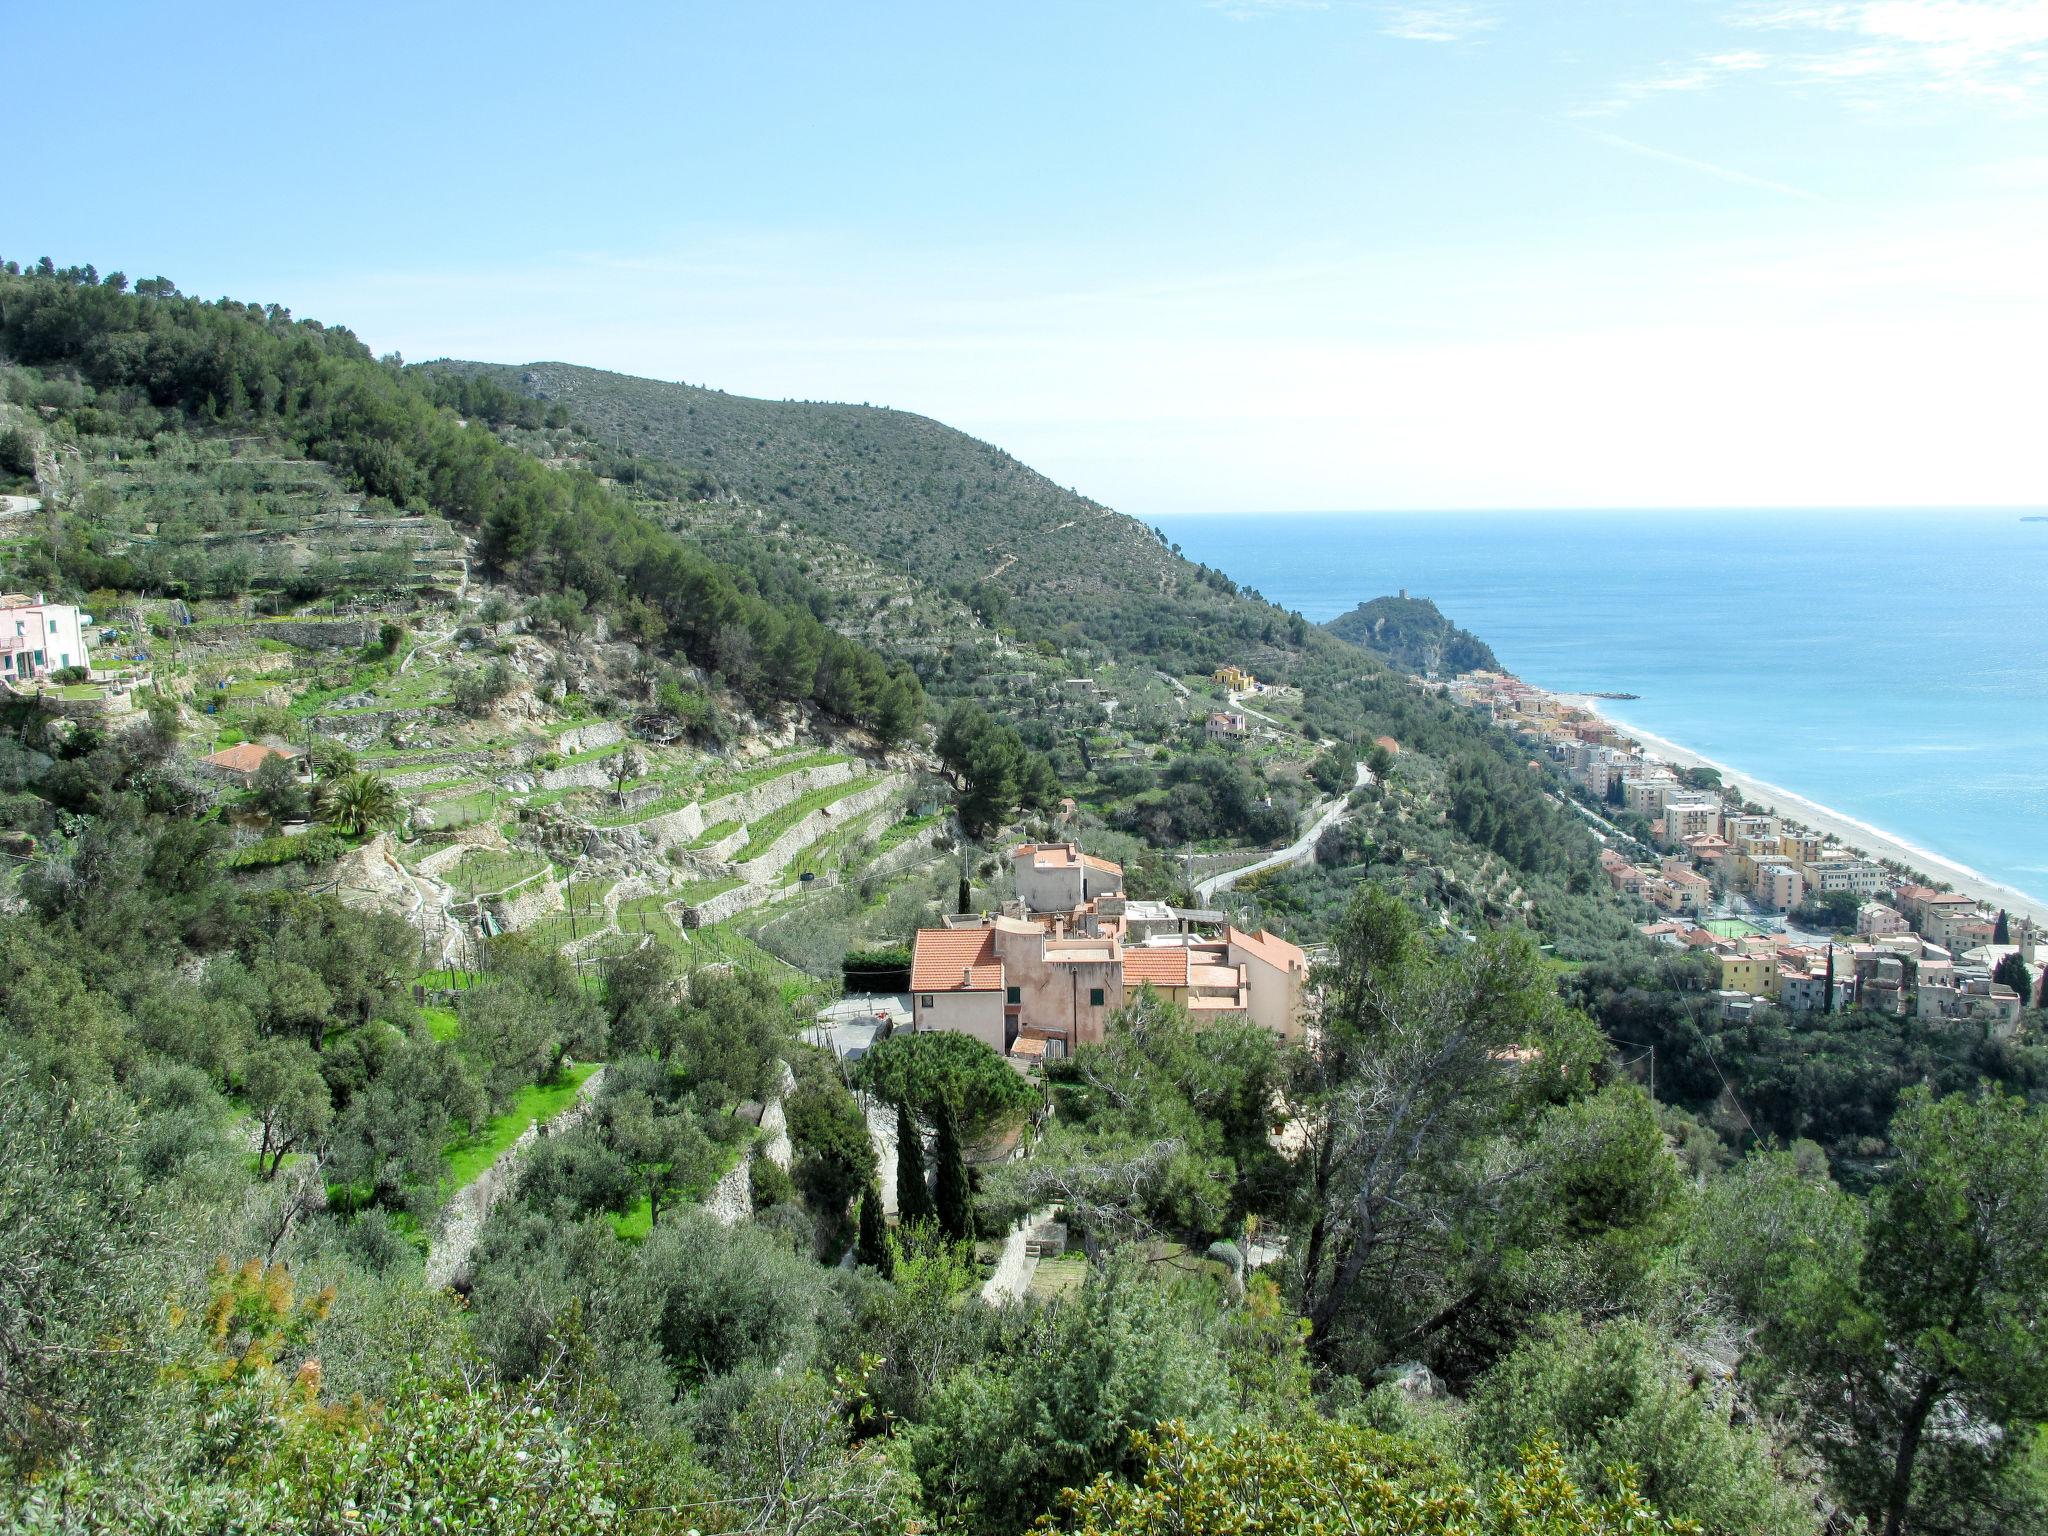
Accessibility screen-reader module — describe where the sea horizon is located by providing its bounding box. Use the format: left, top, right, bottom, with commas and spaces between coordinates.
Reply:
1156, 507, 2048, 912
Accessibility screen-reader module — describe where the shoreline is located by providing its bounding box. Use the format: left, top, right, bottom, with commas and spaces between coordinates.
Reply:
1562, 696, 2048, 927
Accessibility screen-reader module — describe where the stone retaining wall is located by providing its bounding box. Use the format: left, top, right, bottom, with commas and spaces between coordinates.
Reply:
553, 721, 624, 757
195, 617, 381, 650
682, 880, 765, 928
696, 824, 751, 862
701, 760, 857, 831
864, 822, 945, 880
734, 776, 905, 882
488, 875, 562, 932
703, 1156, 753, 1226
573, 761, 861, 857
536, 758, 618, 793
425, 1066, 605, 1290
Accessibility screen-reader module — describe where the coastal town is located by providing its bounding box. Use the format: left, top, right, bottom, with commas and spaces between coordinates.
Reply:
1445, 668, 2041, 1034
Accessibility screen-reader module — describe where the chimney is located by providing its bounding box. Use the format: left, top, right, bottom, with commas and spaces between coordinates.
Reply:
962, 966, 972, 987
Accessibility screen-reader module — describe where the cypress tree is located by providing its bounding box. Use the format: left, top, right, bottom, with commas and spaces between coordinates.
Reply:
856, 1180, 891, 1274
934, 1098, 972, 1243
895, 1100, 935, 1227
1993, 952, 2031, 1007
1994, 909, 2011, 946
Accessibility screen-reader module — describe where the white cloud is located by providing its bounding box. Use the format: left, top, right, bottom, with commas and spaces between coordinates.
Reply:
1379, 4, 1499, 42
1743, 1, 2048, 98
1589, 2, 2048, 115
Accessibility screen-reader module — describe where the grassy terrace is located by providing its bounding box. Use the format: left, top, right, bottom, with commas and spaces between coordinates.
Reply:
873, 810, 941, 854
777, 811, 888, 888
442, 848, 549, 895
689, 818, 740, 848
672, 874, 744, 906
585, 750, 852, 828
742, 776, 878, 852
443, 1063, 600, 1192
415, 788, 500, 830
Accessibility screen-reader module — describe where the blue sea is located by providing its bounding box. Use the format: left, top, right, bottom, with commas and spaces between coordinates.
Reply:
1152, 510, 2048, 906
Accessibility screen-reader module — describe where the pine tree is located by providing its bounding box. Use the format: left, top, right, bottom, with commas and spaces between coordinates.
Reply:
856, 1180, 891, 1274
934, 1098, 972, 1243
895, 1100, 935, 1227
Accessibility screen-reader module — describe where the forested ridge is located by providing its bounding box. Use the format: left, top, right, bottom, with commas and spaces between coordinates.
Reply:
0, 270, 924, 741
3, 257, 2047, 1534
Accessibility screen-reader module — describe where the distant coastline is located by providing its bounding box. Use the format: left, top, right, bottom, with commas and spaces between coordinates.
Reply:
1155, 509, 2047, 906
1563, 694, 2048, 926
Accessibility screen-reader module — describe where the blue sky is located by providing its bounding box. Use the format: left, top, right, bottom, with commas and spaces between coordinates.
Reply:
9, 1, 2047, 512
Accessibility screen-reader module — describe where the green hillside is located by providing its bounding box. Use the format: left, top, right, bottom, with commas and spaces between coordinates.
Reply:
424, 359, 1308, 675
1326, 593, 1500, 677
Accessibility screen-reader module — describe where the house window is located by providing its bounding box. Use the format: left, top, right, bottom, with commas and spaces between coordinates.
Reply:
921, 994, 934, 1009
1089, 987, 1105, 1007
1006, 986, 1020, 1005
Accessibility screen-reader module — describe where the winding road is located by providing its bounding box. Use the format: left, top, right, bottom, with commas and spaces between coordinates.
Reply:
1195, 761, 1372, 903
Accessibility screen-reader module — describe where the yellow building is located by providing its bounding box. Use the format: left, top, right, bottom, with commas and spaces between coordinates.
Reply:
1213, 665, 1255, 691
1718, 948, 1781, 998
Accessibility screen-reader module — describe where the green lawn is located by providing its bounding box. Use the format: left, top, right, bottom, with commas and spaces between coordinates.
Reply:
443, 1063, 599, 1191
419, 1005, 460, 1041
1027, 1255, 1087, 1300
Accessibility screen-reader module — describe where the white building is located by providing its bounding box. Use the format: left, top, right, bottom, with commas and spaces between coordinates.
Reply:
1010, 841, 1124, 915
0, 593, 92, 683
1803, 853, 1886, 897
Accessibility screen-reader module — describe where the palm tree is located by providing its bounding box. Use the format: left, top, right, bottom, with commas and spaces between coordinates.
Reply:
320, 771, 398, 837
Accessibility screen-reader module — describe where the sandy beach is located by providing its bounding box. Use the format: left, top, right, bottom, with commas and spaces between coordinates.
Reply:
1564, 697, 2048, 927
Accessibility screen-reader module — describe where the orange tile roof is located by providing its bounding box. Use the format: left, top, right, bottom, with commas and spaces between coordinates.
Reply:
203, 741, 301, 774
1228, 926, 1308, 972
910, 927, 1003, 992
1123, 948, 1190, 988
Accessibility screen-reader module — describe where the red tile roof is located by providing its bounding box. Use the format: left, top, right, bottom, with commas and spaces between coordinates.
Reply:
910, 927, 1003, 992
1123, 948, 1190, 988
203, 742, 301, 775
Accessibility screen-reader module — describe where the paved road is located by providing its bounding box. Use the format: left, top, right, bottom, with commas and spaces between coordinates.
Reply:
1196, 761, 1372, 903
